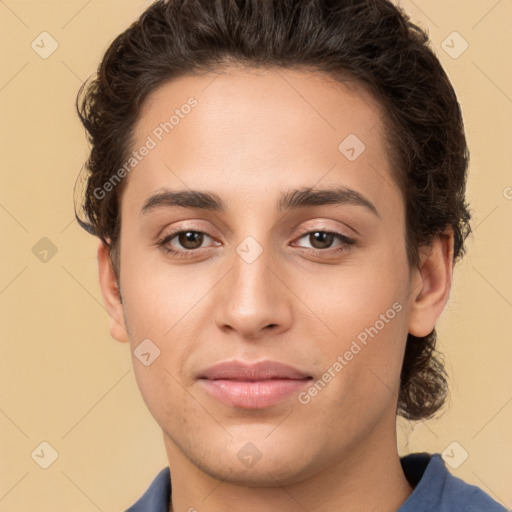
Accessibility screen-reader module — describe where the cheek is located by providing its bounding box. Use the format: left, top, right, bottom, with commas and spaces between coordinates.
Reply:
298, 297, 408, 438
305, 248, 407, 339
118, 247, 226, 388
298, 246, 409, 398
119, 245, 205, 341
129, 355, 207, 444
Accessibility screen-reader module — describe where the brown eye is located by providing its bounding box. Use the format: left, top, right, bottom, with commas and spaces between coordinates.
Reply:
157, 229, 217, 257
308, 231, 335, 249
293, 229, 356, 255
176, 231, 205, 250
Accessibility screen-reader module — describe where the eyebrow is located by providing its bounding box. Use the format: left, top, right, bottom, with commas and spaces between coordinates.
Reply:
140, 186, 380, 218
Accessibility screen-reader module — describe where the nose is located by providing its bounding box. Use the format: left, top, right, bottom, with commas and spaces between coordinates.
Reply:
213, 240, 293, 340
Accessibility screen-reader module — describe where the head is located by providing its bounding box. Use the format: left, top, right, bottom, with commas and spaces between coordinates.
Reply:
75, 0, 470, 484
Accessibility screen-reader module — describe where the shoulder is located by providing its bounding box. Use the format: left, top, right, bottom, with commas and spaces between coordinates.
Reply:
399, 452, 508, 512
125, 466, 171, 512
124, 456, 508, 512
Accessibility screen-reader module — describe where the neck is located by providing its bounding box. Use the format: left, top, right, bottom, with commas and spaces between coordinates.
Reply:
164, 422, 413, 512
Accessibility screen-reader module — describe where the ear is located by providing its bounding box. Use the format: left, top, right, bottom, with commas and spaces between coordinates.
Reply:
97, 240, 129, 343
407, 229, 454, 337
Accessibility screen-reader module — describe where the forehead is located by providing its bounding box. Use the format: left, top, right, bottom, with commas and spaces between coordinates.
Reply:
123, 65, 399, 219
136, 65, 386, 150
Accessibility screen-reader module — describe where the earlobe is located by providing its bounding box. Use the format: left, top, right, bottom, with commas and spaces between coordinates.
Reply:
97, 240, 129, 343
407, 229, 454, 337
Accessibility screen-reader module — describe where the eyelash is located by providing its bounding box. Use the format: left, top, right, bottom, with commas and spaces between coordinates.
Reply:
156, 226, 356, 259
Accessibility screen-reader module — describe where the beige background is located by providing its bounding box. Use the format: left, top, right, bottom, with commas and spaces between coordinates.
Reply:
0, 0, 511, 510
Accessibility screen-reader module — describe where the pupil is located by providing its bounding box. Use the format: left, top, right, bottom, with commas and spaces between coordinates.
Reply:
312, 231, 332, 249
180, 231, 202, 249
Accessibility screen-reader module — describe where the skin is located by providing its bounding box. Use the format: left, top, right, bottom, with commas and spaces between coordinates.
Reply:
97, 66, 453, 512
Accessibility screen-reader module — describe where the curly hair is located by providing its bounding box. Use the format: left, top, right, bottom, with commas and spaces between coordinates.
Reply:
75, 0, 471, 420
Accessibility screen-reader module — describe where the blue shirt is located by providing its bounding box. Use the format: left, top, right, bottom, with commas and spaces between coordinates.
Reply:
125, 452, 507, 511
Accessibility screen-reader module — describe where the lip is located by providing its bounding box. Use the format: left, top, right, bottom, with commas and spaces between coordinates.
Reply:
198, 360, 311, 380
198, 360, 313, 409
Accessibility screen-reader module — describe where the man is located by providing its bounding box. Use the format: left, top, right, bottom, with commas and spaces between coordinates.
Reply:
74, 0, 507, 510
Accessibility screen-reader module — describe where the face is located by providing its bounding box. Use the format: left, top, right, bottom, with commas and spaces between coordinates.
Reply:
101, 66, 441, 486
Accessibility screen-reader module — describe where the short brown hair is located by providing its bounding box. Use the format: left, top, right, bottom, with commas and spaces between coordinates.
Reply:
75, 0, 471, 420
